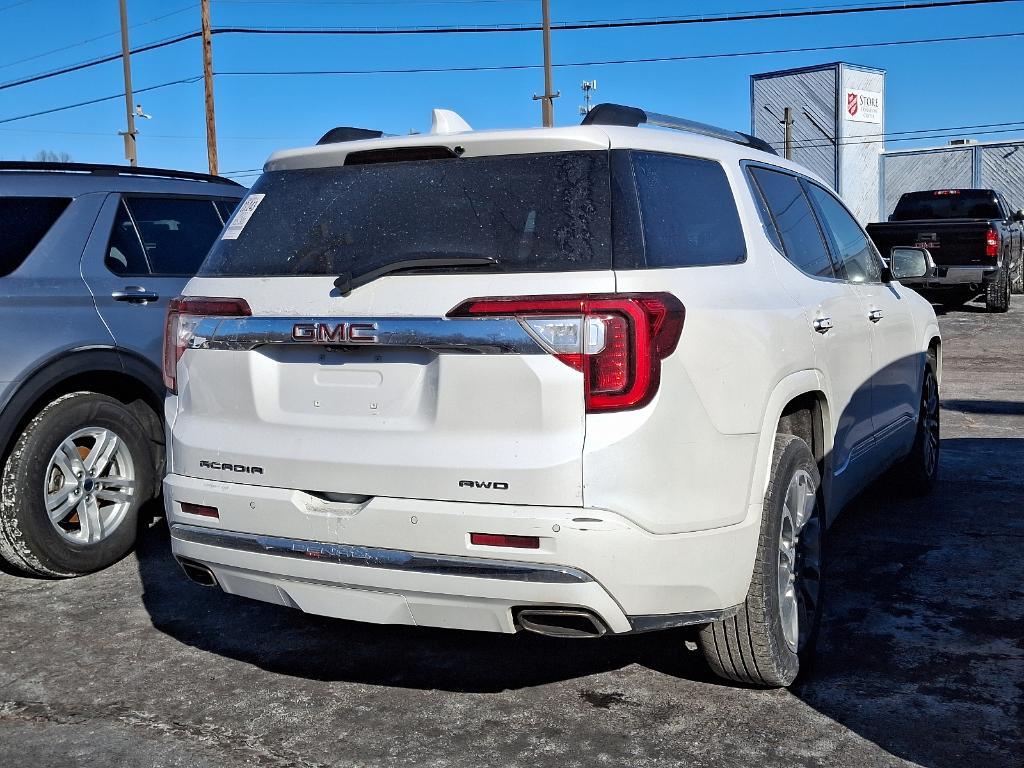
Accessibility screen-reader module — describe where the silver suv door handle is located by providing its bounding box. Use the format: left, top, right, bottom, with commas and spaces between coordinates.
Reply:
868, 309, 884, 323
111, 286, 159, 304
812, 317, 833, 334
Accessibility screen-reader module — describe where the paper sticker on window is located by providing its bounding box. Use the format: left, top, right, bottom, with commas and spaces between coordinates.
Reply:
221, 193, 265, 240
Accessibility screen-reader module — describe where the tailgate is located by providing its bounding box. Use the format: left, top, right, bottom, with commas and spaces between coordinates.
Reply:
869, 221, 992, 266
171, 274, 613, 507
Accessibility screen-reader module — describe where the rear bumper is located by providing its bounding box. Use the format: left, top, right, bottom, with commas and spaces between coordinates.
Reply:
164, 473, 758, 635
903, 265, 997, 288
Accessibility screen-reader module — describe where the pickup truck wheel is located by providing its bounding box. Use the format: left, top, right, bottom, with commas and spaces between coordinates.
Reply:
891, 352, 940, 496
0, 392, 154, 577
985, 266, 1010, 312
699, 434, 823, 687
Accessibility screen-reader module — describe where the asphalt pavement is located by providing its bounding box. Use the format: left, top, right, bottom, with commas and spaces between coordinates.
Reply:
1, 297, 1021, 768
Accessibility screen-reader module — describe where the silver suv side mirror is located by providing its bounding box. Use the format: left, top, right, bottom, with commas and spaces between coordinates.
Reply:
888, 247, 933, 281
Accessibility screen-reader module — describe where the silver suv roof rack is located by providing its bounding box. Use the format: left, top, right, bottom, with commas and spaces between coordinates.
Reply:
0, 161, 242, 185
582, 103, 777, 156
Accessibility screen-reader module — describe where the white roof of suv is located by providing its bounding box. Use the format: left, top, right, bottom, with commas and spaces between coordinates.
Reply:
264, 104, 821, 185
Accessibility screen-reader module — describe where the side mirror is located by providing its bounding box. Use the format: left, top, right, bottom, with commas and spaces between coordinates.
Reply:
887, 246, 933, 281
1014, 209, 1024, 222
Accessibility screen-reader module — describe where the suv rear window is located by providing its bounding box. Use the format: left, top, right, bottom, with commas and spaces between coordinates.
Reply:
630, 151, 745, 267
0, 196, 71, 276
200, 151, 612, 277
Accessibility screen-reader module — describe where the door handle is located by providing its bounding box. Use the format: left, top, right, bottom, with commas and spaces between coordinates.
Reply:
812, 317, 834, 334
868, 309, 884, 323
111, 286, 159, 304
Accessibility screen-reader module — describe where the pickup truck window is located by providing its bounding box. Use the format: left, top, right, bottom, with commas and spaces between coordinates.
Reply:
891, 190, 1003, 221
805, 182, 883, 284
749, 167, 836, 279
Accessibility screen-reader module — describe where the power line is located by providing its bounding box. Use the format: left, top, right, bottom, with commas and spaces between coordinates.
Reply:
0, 77, 201, 126
0, 4, 196, 71
2, 0, 1019, 93
4, 29, 1022, 127
215, 30, 1024, 77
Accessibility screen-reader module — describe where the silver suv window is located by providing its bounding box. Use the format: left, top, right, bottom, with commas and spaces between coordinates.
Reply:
0, 196, 71, 276
106, 196, 231, 277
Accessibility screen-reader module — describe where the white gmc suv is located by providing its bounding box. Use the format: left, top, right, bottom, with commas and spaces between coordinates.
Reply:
163, 105, 941, 687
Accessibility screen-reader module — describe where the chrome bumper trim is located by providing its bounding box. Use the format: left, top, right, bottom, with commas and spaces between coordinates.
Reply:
191, 316, 545, 355
170, 524, 593, 585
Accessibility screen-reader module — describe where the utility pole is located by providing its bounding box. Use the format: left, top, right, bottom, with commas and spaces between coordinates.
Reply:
783, 107, 793, 160
201, 0, 218, 175
532, 0, 559, 127
117, 0, 138, 166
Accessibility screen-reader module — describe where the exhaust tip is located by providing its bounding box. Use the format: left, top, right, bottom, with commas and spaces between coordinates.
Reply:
177, 558, 218, 587
516, 608, 608, 638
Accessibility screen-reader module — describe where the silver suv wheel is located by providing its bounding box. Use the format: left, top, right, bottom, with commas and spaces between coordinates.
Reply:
778, 468, 821, 653
43, 427, 136, 545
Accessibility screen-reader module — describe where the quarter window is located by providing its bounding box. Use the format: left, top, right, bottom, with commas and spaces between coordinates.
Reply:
0, 196, 71, 276
804, 183, 883, 283
749, 168, 835, 279
631, 152, 745, 267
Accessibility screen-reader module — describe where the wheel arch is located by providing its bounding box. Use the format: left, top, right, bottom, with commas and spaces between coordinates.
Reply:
749, 370, 833, 519
0, 347, 165, 495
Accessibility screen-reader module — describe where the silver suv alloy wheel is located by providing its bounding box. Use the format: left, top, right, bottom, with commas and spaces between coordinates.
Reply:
778, 468, 821, 653
43, 427, 136, 545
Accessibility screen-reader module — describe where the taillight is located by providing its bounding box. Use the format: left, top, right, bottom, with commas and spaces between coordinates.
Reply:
163, 296, 251, 393
448, 293, 684, 412
985, 228, 1000, 258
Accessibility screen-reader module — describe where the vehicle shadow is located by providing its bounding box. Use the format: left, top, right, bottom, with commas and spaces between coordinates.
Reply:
134, 437, 1024, 767
793, 436, 1024, 768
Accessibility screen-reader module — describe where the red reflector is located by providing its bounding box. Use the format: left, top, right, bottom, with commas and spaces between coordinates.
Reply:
180, 502, 219, 519
470, 532, 540, 549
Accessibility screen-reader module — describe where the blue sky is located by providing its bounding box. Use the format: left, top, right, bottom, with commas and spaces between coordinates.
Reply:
1, 0, 1022, 183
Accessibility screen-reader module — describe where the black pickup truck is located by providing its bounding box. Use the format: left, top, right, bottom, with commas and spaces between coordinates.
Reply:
867, 189, 1024, 312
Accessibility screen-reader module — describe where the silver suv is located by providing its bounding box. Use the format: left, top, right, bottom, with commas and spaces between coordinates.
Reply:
0, 162, 244, 577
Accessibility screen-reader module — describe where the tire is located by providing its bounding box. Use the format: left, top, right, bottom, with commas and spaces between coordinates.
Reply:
0, 392, 155, 577
699, 434, 824, 687
891, 351, 940, 496
985, 266, 1010, 312
1011, 251, 1024, 295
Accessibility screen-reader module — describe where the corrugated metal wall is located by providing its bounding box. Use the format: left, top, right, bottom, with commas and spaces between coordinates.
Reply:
881, 142, 1024, 218
980, 144, 1024, 214
752, 66, 838, 187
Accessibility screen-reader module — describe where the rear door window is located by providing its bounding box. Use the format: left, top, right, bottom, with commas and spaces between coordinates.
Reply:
630, 151, 745, 267
201, 151, 612, 278
106, 197, 228, 276
749, 167, 836, 279
0, 196, 71, 276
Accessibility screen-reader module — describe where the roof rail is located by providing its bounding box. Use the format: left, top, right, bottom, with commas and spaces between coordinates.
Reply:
581, 103, 777, 156
317, 127, 385, 145
0, 161, 242, 186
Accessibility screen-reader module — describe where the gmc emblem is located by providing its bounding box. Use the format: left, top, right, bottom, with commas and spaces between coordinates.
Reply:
292, 322, 379, 343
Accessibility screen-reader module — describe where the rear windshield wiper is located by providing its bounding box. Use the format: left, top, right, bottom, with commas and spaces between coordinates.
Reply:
334, 255, 498, 296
